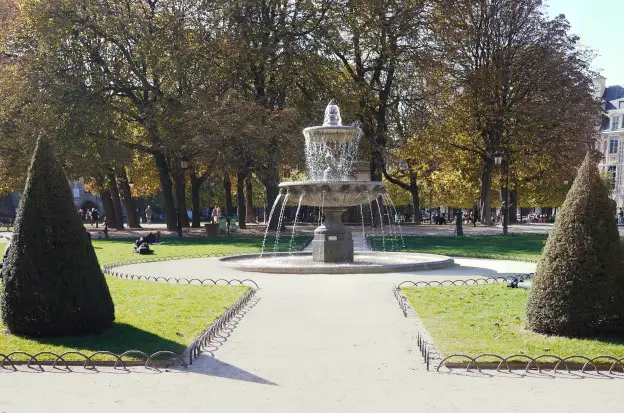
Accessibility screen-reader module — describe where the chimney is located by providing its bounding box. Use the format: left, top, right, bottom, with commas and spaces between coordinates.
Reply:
593, 76, 606, 99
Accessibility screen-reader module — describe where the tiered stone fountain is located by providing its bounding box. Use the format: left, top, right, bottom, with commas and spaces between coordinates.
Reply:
221, 102, 454, 273
278, 102, 385, 263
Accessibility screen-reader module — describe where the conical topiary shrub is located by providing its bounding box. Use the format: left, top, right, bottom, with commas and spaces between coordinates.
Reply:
1, 137, 114, 337
525, 153, 624, 337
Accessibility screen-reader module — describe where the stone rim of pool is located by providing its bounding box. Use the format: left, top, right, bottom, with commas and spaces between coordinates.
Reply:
220, 252, 455, 274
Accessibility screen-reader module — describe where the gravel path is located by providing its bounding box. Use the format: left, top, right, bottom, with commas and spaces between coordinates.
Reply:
1, 257, 623, 412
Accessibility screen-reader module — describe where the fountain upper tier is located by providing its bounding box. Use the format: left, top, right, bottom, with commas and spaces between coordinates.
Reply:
304, 101, 375, 182
287, 101, 386, 206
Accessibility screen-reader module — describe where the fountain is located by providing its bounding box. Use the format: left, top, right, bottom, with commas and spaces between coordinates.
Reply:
278, 101, 385, 263
221, 102, 454, 273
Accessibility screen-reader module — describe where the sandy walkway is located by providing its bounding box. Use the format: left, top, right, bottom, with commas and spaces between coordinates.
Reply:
1, 258, 623, 412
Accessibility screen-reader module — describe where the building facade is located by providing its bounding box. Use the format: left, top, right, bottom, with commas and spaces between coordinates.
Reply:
0, 180, 103, 221
595, 77, 624, 206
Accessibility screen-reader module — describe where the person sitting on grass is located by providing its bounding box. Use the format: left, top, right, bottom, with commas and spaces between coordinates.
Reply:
134, 242, 153, 255
143, 232, 162, 245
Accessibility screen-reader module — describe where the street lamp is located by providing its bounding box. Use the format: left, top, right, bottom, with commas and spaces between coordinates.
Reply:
494, 145, 510, 235
177, 159, 189, 238
494, 152, 503, 166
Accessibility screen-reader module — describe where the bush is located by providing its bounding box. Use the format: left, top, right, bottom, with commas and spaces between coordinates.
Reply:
1, 138, 114, 337
525, 153, 624, 337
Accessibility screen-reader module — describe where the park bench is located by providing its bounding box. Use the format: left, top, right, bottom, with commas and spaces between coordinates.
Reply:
218, 216, 239, 236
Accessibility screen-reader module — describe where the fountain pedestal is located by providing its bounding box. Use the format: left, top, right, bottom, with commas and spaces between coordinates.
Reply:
313, 207, 354, 263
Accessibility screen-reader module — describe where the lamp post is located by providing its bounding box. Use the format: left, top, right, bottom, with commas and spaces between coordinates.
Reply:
178, 160, 189, 238
494, 138, 511, 235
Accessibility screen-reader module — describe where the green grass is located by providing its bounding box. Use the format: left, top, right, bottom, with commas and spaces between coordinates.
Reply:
371, 234, 548, 262
1, 279, 248, 357
403, 284, 624, 360
92, 236, 309, 265
3, 236, 310, 267
0, 236, 295, 357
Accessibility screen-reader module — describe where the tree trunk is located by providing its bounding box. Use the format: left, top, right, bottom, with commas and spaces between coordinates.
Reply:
480, 161, 493, 225
107, 172, 124, 230
509, 187, 518, 224
153, 153, 177, 230
237, 170, 247, 229
174, 172, 190, 227
245, 172, 255, 224
223, 173, 233, 217
100, 188, 115, 227
408, 173, 422, 224
116, 168, 141, 228
190, 173, 206, 228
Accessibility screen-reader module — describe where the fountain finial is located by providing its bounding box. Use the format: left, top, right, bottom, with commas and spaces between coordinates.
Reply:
323, 100, 342, 126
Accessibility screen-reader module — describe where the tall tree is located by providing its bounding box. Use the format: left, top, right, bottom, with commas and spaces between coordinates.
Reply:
222, 0, 327, 226
432, 0, 598, 224
320, 0, 429, 181
16, 0, 225, 230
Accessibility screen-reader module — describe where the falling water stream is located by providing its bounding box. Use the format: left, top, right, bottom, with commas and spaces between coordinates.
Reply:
374, 198, 386, 252
261, 192, 282, 257
289, 193, 305, 254
384, 193, 406, 251
384, 199, 398, 252
274, 191, 290, 252
359, 203, 367, 250
366, 192, 376, 246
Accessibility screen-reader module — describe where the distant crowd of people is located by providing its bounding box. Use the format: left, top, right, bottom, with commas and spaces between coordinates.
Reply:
77, 207, 100, 228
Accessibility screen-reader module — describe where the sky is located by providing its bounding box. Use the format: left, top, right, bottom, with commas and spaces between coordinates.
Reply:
545, 0, 623, 85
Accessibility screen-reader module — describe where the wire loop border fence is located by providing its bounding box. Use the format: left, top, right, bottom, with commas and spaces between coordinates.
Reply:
1, 256, 259, 372
394, 274, 624, 375
102, 254, 260, 288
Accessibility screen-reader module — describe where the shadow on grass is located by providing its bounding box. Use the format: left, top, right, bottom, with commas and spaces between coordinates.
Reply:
20, 322, 186, 356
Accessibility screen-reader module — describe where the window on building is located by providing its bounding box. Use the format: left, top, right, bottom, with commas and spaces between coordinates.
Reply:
612, 116, 620, 130
608, 165, 617, 179
610, 138, 619, 154
619, 101, 624, 109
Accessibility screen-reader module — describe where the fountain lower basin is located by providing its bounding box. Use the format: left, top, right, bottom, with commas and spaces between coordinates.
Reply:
220, 252, 455, 274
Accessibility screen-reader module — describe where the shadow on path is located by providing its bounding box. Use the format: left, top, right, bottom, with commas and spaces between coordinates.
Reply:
189, 356, 277, 385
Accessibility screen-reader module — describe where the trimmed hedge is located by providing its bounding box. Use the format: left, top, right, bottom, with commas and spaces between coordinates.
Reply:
525, 153, 624, 337
1, 138, 114, 337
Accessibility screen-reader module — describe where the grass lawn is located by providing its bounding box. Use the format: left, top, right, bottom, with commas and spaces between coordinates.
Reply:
0, 279, 248, 357
403, 284, 624, 360
0, 236, 290, 358
371, 234, 548, 262
4, 236, 310, 267
92, 235, 309, 265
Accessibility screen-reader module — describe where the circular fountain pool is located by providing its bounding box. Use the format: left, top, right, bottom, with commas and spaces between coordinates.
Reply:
220, 252, 454, 274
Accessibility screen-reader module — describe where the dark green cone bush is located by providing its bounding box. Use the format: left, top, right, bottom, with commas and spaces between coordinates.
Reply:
525, 153, 624, 337
1, 138, 114, 337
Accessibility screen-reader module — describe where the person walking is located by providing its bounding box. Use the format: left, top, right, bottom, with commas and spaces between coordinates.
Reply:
91, 207, 99, 229
472, 202, 479, 227
145, 205, 153, 224
212, 206, 222, 224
